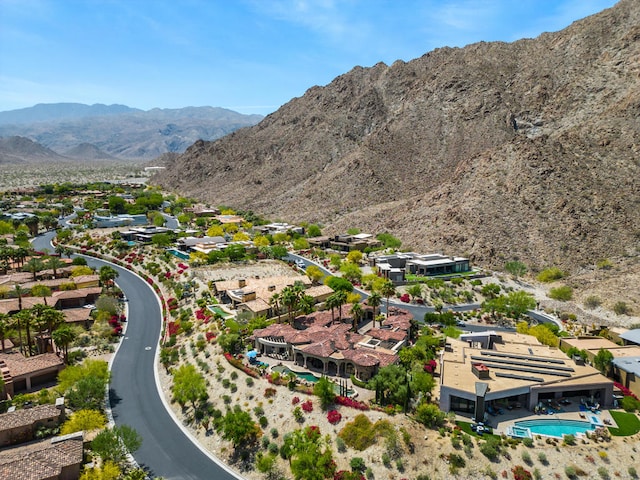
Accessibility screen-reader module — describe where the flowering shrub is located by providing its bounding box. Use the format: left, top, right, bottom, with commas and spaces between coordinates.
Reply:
512, 465, 532, 480
399, 293, 410, 303
327, 410, 342, 424
112, 325, 123, 335
164, 271, 172, 279
205, 331, 216, 342
614, 382, 639, 400
178, 263, 188, 270
292, 396, 300, 405
146, 277, 154, 285
424, 359, 438, 374
305, 425, 320, 440
167, 322, 179, 337
265, 387, 277, 398
301, 400, 313, 412
335, 396, 369, 411
223, 352, 261, 378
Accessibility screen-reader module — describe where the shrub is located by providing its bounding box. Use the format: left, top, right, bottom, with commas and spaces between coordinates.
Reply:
629, 466, 638, 478
336, 436, 346, 453
584, 295, 602, 309
537, 267, 565, 282
563, 434, 576, 446
549, 285, 573, 301
293, 406, 304, 422
537, 452, 547, 464
301, 400, 313, 412
327, 410, 342, 424
259, 416, 268, 428
613, 301, 630, 315
381, 453, 391, 468
479, 436, 501, 460
512, 465, 533, 480
522, 437, 534, 448
565, 466, 577, 478
521, 450, 532, 465
597, 467, 609, 479
270, 427, 278, 438
350, 457, 366, 472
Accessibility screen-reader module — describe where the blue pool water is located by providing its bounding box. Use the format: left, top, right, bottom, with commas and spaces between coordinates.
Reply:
515, 419, 596, 438
167, 248, 190, 260
272, 365, 319, 383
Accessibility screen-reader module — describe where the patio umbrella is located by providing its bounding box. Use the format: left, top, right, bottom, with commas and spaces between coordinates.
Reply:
246, 350, 258, 359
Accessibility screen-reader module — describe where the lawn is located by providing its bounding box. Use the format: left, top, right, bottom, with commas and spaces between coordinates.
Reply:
608, 410, 640, 436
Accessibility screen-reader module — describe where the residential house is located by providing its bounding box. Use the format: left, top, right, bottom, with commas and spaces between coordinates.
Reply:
0, 402, 66, 447
0, 431, 83, 480
93, 214, 148, 228
439, 332, 614, 420
0, 352, 65, 396
371, 252, 471, 283
250, 307, 411, 381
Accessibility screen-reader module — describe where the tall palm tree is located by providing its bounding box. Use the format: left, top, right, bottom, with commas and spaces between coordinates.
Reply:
269, 292, 281, 320
9, 312, 24, 355
350, 302, 363, 332
14, 309, 34, 356
334, 290, 347, 321
0, 313, 12, 353
367, 292, 382, 328
325, 293, 338, 324
12, 247, 29, 268
380, 280, 396, 319
14, 284, 26, 311
23, 257, 45, 281
52, 325, 77, 364
31, 284, 52, 306
46, 256, 66, 279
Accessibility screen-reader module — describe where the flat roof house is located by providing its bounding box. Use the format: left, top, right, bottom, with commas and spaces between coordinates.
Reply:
439, 332, 613, 421
372, 252, 470, 283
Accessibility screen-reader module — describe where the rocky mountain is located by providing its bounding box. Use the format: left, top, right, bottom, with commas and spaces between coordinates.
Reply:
64, 143, 117, 161
154, 0, 639, 273
0, 136, 69, 164
0, 104, 263, 160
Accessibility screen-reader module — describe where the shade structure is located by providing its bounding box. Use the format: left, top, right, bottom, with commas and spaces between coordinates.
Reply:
246, 350, 258, 359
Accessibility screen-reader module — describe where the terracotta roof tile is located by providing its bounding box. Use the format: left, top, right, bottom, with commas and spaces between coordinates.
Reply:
0, 404, 62, 432
0, 434, 83, 480
0, 352, 64, 378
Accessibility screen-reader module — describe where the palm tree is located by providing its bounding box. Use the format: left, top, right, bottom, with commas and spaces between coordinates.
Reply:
0, 313, 12, 352
12, 247, 29, 268
269, 292, 281, 320
46, 256, 66, 279
334, 290, 347, 321
380, 280, 396, 319
31, 284, 52, 306
325, 293, 338, 323
24, 215, 39, 237
14, 284, 26, 311
14, 309, 34, 356
9, 312, 24, 355
99, 265, 119, 290
350, 302, 363, 332
52, 325, 77, 364
23, 257, 45, 281
31, 304, 64, 335
367, 292, 382, 328
406, 284, 423, 303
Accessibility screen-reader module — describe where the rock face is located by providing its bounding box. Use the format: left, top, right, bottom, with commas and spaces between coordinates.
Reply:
154, 0, 640, 271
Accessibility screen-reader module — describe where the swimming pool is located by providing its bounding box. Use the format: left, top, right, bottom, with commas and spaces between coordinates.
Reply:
206, 305, 232, 318
514, 419, 596, 438
272, 365, 319, 383
167, 248, 190, 260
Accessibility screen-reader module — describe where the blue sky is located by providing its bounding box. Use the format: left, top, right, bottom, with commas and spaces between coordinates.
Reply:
0, 0, 618, 115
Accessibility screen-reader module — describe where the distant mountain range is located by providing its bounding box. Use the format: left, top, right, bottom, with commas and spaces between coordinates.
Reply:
154, 0, 640, 273
0, 103, 263, 161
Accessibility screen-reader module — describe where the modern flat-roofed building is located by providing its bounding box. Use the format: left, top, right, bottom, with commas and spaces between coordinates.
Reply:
372, 252, 471, 283
439, 332, 613, 421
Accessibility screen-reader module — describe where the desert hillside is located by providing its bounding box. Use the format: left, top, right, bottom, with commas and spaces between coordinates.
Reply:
154, 0, 639, 274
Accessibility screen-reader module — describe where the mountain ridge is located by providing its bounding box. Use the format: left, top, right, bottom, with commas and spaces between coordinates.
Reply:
0, 104, 263, 160
153, 0, 639, 272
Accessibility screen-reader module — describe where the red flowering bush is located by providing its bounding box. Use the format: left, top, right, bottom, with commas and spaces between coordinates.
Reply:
164, 271, 172, 279
399, 293, 410, 303
205, 331, 216, 342
335, 396, 369, 411
424, 359, 438, 373
512, 465, 532, 480
167, 322, 179, 336
292, 396, 300, 405
327, 410, 342, 424
146, 277, 154, 285
301, 400, 313, 412
614, 382, 639, 400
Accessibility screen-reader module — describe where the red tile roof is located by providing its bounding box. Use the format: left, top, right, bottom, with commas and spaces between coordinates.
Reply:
0, 352, 64, 378
0, 404, 62, 432
0, 434, 83, 480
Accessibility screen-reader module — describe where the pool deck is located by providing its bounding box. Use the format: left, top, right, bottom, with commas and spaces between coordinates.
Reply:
457, 400, 619, 436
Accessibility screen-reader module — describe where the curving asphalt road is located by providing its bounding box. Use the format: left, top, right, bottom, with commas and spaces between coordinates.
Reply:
33, 231, 242, 480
